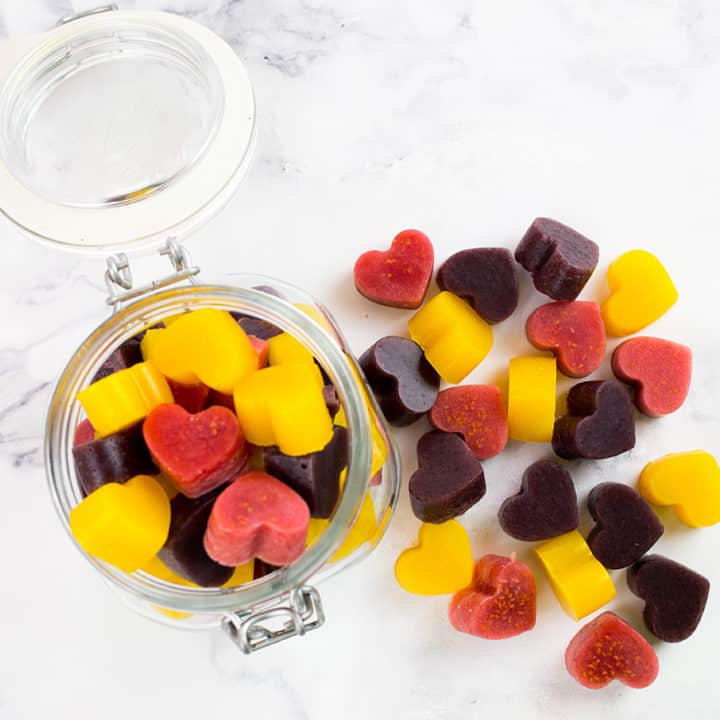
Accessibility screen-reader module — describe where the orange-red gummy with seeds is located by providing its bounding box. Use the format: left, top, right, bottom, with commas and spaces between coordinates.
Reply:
429, 385, 508, 460
565, 611, 659, 689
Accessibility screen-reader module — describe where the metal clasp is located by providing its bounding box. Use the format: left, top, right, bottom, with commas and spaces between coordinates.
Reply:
57, 4, 118, 27
104, 239, 200, 309
221, 586, 325, 654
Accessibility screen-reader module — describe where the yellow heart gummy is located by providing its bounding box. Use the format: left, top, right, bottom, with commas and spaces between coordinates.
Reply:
639, 450, 720, 527
408, 291, 493, 384
70, 475, 171, 573
142, 309, 258, 394
535, 530, 616, 620
601, 250, 678, 337
507, 356, 557, 442
394, 520, 473, 595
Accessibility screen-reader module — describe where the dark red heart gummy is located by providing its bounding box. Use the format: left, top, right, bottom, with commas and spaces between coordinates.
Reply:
436, 248, 519, 324
359, 336, 440, 426
167, 379, 210, 414
627, 555, 710, 642
552, 380, 636, 460
205, 390, 235, 411
72, 422, 157, 496
73, 419, 95, 447
353, 229, 434, 309
409, 430, 486, 523
611, 337, 692, 417
526, 301, 606, 377
565, 612, 659, 689
143, 404, 249, 498
515, 218, 599, 301
92, 337, 143, 382
587, 483, 664, 569
498, 459, 578, 541
158, 488, 234, 587
263, 426, 348, 518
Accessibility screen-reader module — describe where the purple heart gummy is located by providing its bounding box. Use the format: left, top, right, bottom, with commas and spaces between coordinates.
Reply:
158, 488, 234, 587
72, 422, 157, 496
230, 312, 283, 340
409, 430, 486, 523
587, 483, 664, 569
359, 336, 440, 426
436, 248, 519, 324
92, 337, 143, 383
627, 555, 710, 642
498, 459, 578, 541
515, 218, 599, 301
263, 426, 347, 518
552, 380, 636, 460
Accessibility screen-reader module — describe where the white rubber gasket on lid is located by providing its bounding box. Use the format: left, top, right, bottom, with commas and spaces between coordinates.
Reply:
0, 10, 255, 252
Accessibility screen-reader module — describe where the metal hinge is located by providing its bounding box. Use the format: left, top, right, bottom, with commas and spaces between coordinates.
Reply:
221, 586, 325, 654
104, 239, 200, 309
57, 4, 118, 27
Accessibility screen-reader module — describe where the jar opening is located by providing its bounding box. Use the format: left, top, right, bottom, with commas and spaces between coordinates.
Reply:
0, 22, 223, 209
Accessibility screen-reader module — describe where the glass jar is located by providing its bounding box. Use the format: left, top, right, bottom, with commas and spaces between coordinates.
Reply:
45, 267, 401, 652
0, 6, 402, 653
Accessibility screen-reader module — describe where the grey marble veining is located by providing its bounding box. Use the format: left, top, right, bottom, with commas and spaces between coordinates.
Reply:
0, 2, 719, 719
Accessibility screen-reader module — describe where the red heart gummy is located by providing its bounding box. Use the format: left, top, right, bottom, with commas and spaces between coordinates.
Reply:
143, 404, 249, 498
167, 379, 210, 414
204, 471, 310, 566
248, 334, 270, 369
526, 301, 606, 378
74, 419, 95, 447
353, 229, 434, 309
448, 553, 536, 639
429, 385, 508, 460
611, 337, 692, 416
565, 611, 659, 689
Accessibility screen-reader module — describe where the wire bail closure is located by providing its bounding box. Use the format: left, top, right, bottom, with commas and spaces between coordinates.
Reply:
104, 239, 200, 309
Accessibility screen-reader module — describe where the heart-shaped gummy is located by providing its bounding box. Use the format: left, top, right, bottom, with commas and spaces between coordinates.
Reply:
515, 218, 599, 301
627, 555, 710, 642
353, 229, 434, 309
601, 250, 678, 337
498, 460, 578, 541
429, 385, 508, 460
394, 520, 473, 595
409, 430, 486, 523
639, 450, 720, 528
204, 471, 310, 566
526, 301, 606, 378
448, 553, 537, 639
436, 248, 519, 324
552, 380, 636, 460
158, 487, 234, 587
263, 426, 347, 518
143, 404, 249, 498
73, 421, 157, 496
359, 336, 440, 426
612, 337, 692, 417
586, 483, 663, 569
565, 612, 659, 689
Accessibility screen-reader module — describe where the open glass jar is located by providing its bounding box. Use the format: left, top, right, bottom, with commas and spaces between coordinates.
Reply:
0, 7, 401, 652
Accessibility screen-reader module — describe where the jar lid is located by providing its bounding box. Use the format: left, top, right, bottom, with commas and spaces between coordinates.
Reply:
0, 8, 255, 252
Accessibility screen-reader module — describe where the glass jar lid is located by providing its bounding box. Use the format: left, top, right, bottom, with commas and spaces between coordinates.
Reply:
0, 8, 255, 251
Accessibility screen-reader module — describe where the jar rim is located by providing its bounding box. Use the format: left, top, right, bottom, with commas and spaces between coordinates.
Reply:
45, 281, 379, 614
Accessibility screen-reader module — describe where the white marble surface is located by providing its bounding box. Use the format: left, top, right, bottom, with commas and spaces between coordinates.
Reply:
1, 1, 719, 718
